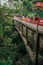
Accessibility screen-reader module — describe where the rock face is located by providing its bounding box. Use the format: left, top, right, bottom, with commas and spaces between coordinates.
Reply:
1, 0, 9, 6
0, 0, 14, 9
8, 1, 14, 9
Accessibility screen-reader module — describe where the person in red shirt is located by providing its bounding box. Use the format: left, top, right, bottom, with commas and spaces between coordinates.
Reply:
35, 15, 39, 20
35, 15, 40, 29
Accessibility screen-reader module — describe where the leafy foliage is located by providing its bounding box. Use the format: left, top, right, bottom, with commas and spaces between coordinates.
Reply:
0, 5, 33, 65
0, 1, 43, 65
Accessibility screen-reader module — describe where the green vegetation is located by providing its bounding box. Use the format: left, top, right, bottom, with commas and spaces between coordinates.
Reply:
36, 10, 43, 18
0, 5, 34, 65
13, 0, 43, 18
0, 0, 43, 65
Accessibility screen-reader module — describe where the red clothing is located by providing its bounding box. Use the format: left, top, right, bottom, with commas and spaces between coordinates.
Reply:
35, 16, 39, 20
35, 16, 40, 29
27, 18, 31, 22
35, 16, 40, 24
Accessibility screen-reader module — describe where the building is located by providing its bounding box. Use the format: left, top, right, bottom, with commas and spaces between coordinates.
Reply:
34, 0, 43, 10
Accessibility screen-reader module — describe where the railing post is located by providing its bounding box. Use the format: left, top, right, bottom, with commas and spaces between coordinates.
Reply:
26, 26, 28, 43
35, 18, 40, 65
16, 21, 17, 27
19, 22, 20, 30
35, 32, 40, 65
18, 21, 19, 29
22, 24, 23, 35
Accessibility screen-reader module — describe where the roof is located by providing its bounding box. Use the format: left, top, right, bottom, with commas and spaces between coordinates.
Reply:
35, 2, 43, 7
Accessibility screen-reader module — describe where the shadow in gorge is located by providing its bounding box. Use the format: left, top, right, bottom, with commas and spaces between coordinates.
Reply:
0, 20, 34, 65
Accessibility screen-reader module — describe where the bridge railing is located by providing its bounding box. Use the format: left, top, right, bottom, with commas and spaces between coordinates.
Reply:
14, 18, 43, 65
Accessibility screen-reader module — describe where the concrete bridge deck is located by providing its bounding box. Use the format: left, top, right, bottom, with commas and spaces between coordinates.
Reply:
13, 17, 43, 64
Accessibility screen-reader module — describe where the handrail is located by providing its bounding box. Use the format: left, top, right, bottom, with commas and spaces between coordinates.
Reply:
14, 17, 43, 34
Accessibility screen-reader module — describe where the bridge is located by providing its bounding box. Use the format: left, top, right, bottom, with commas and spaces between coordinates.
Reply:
13, 16, 43, 65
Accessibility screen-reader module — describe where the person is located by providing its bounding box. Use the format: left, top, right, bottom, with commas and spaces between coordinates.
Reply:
35, 15, 39, 20
35, 15, 40, 29
35, 15, 40, 24
27, 16, 31, 22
